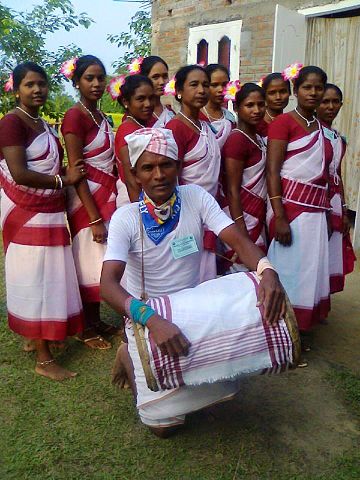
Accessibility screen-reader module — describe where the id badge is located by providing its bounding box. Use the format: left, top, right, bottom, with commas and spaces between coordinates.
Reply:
170, 235, 199, 259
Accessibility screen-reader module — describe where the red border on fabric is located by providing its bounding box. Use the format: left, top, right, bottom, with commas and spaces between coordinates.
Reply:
293, 297, 330, 331
8, 311, 84, 341
79, 284, 100, 303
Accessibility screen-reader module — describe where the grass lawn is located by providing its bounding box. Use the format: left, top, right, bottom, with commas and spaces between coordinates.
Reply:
0, 246, 359, 479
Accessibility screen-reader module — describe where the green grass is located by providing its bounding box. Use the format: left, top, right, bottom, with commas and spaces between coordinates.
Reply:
0, 245, 359, 478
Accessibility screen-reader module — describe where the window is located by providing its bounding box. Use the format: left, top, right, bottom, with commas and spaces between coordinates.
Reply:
218, 36, 231, 70
197, 39, 209, 65
188, 20, 242, 80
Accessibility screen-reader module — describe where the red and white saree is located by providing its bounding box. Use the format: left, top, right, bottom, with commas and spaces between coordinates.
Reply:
267, 120, 331, 330
0, 121, 83, 340
66, 120, 116, 303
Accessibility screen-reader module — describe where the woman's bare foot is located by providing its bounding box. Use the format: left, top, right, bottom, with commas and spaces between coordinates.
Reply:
75, 328, 112, 350
35, 360, 77, 381
50, 341, 67, 351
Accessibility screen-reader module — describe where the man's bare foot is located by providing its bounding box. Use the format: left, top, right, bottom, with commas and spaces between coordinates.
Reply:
112, 343, 130, 388
35, 359, 77, 381
23, 340, 36, 352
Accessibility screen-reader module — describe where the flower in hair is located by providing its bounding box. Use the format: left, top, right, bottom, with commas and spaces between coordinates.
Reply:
107, 75, 126, 100
257, 76, 266, 88
164, 76, 176, 96
282, 63, 303, 81
223, 80, 241, 101
4, 73, 13, 92
60, 57, 78, 80
127, 57, 144, 75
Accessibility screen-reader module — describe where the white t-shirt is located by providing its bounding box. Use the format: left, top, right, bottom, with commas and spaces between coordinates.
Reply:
104, 185, 233, 298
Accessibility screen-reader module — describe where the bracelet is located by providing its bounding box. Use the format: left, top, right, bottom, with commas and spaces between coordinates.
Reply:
234, 215, 244, 222
129, 298, 156, 326
88, 217, 103, 226
269, 195, 282, 201
256, 257, 277, 279
54, 174, 63, 190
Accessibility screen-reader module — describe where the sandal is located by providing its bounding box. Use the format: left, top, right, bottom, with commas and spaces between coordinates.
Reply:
75, 335, 112, 350
297, 359, 308, 368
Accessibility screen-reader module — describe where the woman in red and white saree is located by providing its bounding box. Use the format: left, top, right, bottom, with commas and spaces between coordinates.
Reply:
199, 64, 236, 149
114, 75, 154, 205
0, 62, 85, 380
62, 56, 116, 349
266, 66, 331, 348
257, 73, 291, 142
220, 83, 267, 272
317, 84, 356, 293
139, 56, 175, 128
167, 65, 221, 282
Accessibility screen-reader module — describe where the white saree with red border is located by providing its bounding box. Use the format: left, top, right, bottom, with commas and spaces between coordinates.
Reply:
67, 120, 116, 303
0, 123, 83, 340
181, 121, 221, 282
267, 124, 331, 330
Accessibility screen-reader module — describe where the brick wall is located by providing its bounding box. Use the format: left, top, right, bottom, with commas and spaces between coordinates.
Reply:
151, 0, 343, 81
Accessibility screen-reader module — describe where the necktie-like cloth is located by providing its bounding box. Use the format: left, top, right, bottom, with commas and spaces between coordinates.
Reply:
139, 188, 181, 245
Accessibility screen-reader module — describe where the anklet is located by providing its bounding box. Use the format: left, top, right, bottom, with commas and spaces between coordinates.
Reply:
36, 359, 55, 366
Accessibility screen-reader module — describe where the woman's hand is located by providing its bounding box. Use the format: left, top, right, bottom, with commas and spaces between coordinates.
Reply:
274, 215, 292, 246
91, 221, 108, 243
257, 269, 286, 325
146, 314, 191, 357
63, 159, 86, 186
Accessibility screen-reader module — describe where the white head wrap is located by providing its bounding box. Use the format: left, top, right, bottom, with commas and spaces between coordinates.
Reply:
125, 128, 179, 168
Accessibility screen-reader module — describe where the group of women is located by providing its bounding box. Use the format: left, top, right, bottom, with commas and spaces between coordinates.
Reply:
0, 53, 354, 380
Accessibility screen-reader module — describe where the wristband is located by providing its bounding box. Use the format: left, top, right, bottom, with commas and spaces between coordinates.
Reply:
129, 298, 156, 326
256, 257, 276, 279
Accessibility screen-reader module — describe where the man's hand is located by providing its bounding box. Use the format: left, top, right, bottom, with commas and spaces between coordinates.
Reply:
257, 269, 286, 325
146, 314, 191, 357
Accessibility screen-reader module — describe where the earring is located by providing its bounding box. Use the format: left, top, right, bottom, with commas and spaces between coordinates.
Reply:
178, 94, 182, 100
15, 94, 19, 99
76, 85, 79, 89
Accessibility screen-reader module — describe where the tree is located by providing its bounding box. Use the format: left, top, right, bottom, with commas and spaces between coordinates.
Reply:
107, 10, 151, 73
0, 0, 93, 118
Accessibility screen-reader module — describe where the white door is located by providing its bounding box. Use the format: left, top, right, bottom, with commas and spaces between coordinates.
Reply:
272, 4, 307, 72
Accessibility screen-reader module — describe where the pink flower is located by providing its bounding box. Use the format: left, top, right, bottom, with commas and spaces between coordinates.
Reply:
282, 63, 303, 81
107, 75, 126, 100
164, 76, 176, 96
127, 57, 144, 75
60, 57, 78, 80
4, 73, 13, 92
223, 80, 241, 101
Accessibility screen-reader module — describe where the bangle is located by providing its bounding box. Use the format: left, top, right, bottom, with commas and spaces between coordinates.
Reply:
129, 298, 156, 326
54, 174, 63, 190
269, 195, 282, 201
88, 217, 103, 226
256, 257, 276, 279
234, 215, 244, 222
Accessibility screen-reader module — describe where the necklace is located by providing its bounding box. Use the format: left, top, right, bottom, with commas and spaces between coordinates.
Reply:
295, 107, 316, 127
265, 110, 275, 122
127, 116, 145, 128
16, 106, 41, 123
153, 105, 164, 121
79, 101, 112, 134
203, 106, 224, 122
234, 128, 265, 151
179, 111, 202, 133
